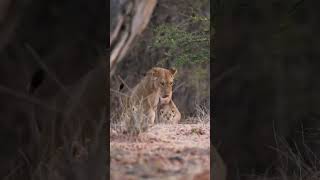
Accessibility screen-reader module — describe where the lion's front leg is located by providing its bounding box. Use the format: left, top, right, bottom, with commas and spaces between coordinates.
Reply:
148, 109, 156, 125
141, 109, 155, 131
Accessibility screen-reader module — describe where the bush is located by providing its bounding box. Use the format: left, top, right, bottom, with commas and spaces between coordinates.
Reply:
152, 8, 210, 67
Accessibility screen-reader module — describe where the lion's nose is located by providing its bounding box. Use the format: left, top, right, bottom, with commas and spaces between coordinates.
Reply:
162, 95, 170, 98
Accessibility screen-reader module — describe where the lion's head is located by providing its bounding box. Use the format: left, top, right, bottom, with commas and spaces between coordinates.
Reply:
146, 67, 177, 104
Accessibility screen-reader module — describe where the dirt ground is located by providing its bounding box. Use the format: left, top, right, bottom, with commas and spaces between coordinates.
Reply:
110, 122, 210, 180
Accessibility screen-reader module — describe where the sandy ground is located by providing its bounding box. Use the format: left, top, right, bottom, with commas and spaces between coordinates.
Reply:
110, 123, 210, 180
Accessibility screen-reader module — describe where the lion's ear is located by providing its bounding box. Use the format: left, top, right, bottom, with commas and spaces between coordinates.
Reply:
169, 68, 177, 76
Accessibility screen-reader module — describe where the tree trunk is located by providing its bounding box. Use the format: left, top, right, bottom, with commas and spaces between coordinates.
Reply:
110, 0, 157, 77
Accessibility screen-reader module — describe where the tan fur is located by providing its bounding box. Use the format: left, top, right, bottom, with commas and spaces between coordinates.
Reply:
157, 99, 181, 124
125, 67, 177, 133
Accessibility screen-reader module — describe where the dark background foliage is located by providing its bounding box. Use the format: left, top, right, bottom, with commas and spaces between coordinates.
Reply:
212, 0, 320, 179
0, 0, 107, 179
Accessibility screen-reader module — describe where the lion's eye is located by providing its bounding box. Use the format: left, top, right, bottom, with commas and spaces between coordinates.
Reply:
161, 82, 165, 86
170, 82, 173, 86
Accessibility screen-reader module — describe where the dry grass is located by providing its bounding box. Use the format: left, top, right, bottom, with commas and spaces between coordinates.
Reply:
241, 137, 320, 180
183, 104, 210, 124
111, 78, 159, 135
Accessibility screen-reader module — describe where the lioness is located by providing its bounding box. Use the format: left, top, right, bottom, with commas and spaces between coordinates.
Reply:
125, 67, 177, 133
157, 99, 181, 124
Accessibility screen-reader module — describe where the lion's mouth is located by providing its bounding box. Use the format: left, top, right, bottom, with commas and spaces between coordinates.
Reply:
159, 95, 171, 105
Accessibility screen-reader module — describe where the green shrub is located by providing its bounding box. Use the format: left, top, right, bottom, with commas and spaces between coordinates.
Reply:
152, 9, 210, 67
